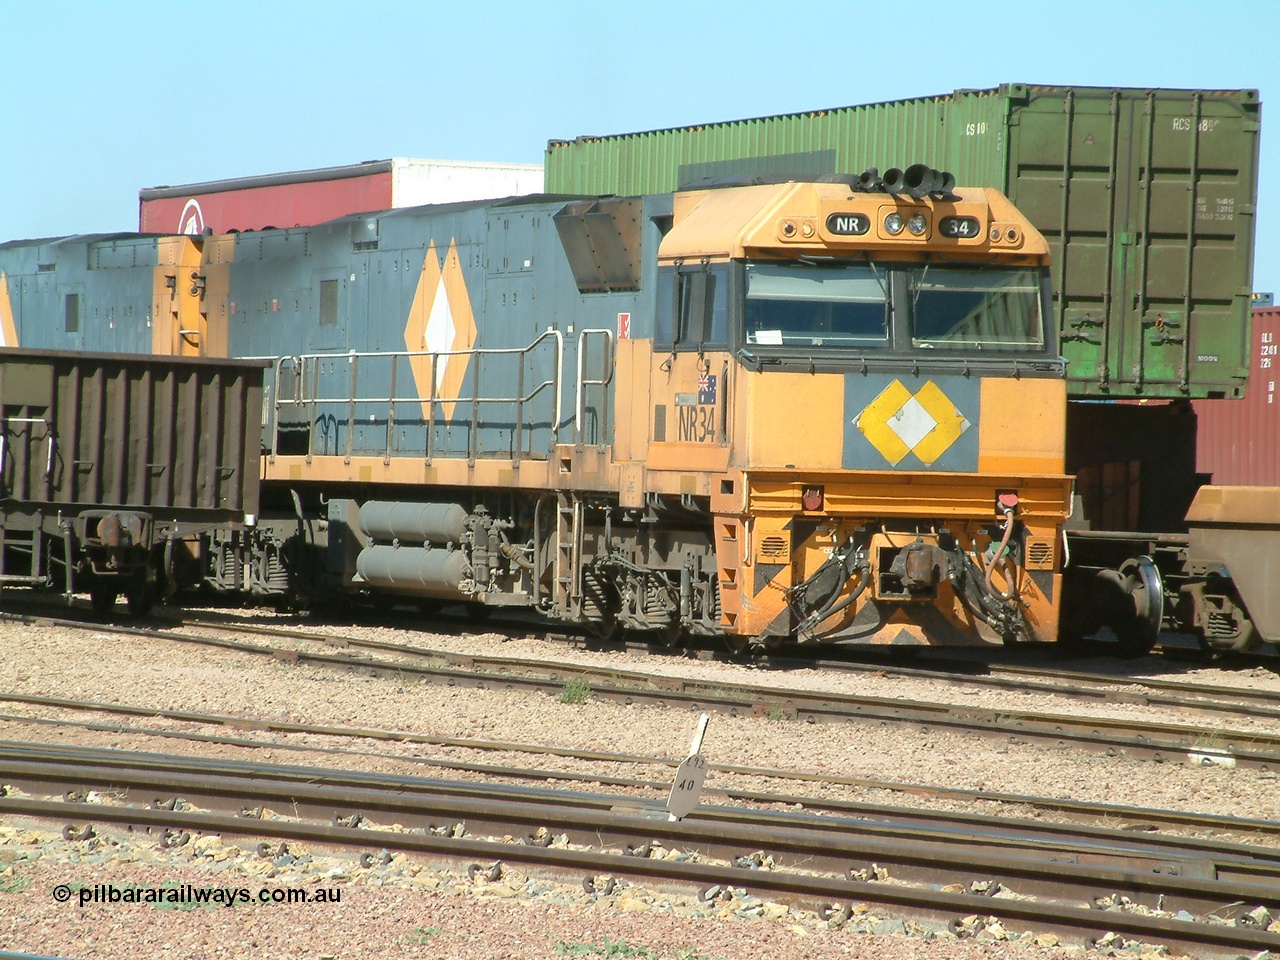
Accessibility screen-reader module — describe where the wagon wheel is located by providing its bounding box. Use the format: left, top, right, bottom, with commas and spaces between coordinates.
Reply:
584, 614, 620, 643
89, 589, 117, 615
655, 621, 683, 648
126, 585, 156, 617
465, 602, 493, 622
126, 568, 158, 617
1112, 556, 1163, 658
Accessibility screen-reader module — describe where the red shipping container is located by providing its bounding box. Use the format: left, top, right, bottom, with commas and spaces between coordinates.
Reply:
1194, 307, 1280, 485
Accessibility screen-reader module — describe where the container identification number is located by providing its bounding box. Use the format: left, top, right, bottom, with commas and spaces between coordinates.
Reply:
1260, 337, 1278, 371
1172, 117, 1221, 133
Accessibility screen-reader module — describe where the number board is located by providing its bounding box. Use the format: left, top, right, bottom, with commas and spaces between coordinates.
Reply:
938, 216, 982, 239
825, 213, 870, 236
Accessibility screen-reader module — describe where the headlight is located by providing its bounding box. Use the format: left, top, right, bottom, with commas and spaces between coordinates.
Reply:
884, 213, 905, 235
907, 214, 928, 236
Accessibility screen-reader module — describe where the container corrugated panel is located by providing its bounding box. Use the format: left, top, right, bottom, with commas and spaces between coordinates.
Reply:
0, 349, 265, 520
139, 166, 396, 234
1194, 307, 1280, 485
139, 158, 545, 235
546, 84, 1261, 400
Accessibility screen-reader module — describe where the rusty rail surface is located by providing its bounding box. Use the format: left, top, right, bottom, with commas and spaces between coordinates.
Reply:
5, 606, 1280, 771
1, 751, 1278, 958
3, 689, 1280, 843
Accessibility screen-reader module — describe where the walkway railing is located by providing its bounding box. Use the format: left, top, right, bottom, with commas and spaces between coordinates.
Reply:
263, 330, 564, 465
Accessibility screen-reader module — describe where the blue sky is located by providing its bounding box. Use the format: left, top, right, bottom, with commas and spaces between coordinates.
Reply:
2, 0, 1276, 294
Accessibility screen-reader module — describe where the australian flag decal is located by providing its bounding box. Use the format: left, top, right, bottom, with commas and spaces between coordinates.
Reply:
697, 373, 717, 405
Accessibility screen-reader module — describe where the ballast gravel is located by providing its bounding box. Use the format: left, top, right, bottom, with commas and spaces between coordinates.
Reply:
1, 609, 1279, 959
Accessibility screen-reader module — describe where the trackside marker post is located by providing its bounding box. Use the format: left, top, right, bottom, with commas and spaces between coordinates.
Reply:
666, 713, 710, 821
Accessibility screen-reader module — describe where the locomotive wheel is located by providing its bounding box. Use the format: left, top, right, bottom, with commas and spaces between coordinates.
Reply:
89, 589, 116, 615
722, 634, 751, 656
658, 621, 687, 647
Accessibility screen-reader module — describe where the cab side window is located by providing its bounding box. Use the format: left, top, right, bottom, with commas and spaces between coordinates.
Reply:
657, 263, 728, 351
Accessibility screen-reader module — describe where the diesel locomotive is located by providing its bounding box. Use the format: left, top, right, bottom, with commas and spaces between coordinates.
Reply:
0, 168, 1079, 651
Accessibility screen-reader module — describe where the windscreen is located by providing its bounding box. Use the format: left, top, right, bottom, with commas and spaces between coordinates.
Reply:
744, 263, 888, 348
909, 267, 1044, 351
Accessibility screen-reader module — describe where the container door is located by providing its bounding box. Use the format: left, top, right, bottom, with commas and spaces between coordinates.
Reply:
1122, 91, 1259, 398
1005, 90, 1126, 393
1006, 87, 1259, 399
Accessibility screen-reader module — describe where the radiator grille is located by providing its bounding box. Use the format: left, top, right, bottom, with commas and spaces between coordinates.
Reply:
758, 535, 788, 559
1025, 538, 1055, 570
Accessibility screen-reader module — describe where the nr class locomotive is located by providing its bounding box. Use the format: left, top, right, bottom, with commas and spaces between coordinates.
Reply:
2, 169, 1078, 650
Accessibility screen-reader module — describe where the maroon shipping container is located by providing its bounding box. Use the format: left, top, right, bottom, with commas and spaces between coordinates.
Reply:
1194, 307, 1280, 485
140, 162, 394, 234
138, 159, 544, 235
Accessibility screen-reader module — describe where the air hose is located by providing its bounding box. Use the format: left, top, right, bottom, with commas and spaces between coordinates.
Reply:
983, 506, 1018, 601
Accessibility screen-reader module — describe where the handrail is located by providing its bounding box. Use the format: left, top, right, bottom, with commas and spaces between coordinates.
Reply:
0, 417, 55, 484
258, 329, 564, 462
574, 328, 615, 448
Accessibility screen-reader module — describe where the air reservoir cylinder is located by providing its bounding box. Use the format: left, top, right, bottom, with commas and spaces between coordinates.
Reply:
355, 544, 468, 596
358, 501, 467, 544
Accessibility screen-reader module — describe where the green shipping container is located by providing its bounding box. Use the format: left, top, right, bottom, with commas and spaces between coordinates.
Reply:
546, 84, 1261, 399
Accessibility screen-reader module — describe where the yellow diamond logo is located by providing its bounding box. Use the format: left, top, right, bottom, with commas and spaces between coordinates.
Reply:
404, 239, 477, 422
855, 379, 970, 466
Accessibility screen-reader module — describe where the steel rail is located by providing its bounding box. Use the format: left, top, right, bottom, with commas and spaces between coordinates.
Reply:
32, 751, 1275, 914
8, 600, 1280, 717
6, 713, 1280, 872
10, 608, 1280, 769
2, 795, 1277, 958
181, 615, 1280, 719
761, 648, 1280, 715
3, 690, 1280, 843
105, 624, 1280, 768
7, 739, 1278, 881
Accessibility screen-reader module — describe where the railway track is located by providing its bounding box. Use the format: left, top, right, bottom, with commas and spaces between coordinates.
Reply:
763, 647, 1280, 716
3, 741, 1280, 957
7, 740, 1280, 884
7, 604, 1280, 955
10, 597, 1280, 714
3, 689, 1279, 844
14, 607, 1280, 773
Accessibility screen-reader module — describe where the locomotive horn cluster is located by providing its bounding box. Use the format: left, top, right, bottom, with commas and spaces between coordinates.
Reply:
854, 164, 957, 200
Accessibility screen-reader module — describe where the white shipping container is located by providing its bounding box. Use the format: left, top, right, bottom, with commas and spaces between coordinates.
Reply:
390, 158, 544, 206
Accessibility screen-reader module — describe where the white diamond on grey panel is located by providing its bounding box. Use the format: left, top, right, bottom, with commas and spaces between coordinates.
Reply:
842, 373, 980, 471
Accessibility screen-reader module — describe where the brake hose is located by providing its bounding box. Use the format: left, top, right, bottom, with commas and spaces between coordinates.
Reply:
983, 507, 1018, 602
